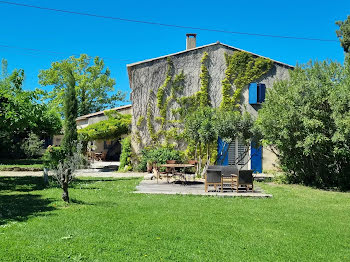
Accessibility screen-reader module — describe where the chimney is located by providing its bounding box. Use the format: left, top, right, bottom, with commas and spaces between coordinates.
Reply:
186, 34, 197, 50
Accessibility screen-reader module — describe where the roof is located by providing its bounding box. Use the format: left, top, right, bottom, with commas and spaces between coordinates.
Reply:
76, 104, 132, 121
127, 42, 294, 69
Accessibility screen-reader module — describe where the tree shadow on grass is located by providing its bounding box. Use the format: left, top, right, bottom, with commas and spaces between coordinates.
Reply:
0, 176, 48, 192
0, 176, 57, 226
0, 194, 55, 226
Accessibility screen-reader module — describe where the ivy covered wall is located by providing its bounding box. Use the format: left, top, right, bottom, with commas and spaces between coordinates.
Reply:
128, 43, 292, 155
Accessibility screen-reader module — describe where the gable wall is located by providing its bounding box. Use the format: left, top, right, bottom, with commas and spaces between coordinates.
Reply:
128, 44, 291, 166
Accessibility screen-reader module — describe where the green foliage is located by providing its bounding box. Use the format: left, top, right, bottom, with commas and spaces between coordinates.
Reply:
155, 58, 185, 130
221, 52, 273, 110
38, 54, 125, 116
198, 52, 210, 107
258, 60, 350, 190
146, 102, 157, 142
0, 59, 62, 158
157, 58, 173, 124
43, 146, 67, 169
21, 133, 44, 158
184, 107, 217, 164
78, 113, 131, 141
177, 52, 210, 116
118, 136, 132, 172
136, 116, 145, 128
336, 15, 350, 53
62, 69, 78, 156
136, 146, 183, 172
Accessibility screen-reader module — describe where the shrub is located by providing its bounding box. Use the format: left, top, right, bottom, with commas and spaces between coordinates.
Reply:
136, 146, 183, 172
118, 136, 132, 172
43, 146, 66, 169
21, 133, 44, 158
258, 60, 350, 190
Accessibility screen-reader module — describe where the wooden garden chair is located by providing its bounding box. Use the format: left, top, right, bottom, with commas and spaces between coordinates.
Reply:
233, 170, 254, 192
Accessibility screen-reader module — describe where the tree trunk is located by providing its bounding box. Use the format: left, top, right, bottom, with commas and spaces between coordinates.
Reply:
195, 144, 199, 177
43, 167, 49, 186
201, 144, 210, 178
61, 169, 70, 202
198, 143, 202, 178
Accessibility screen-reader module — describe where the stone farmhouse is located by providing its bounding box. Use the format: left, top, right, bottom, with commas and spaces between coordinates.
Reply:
52, 104, 132, 160
127, 34, 294, 172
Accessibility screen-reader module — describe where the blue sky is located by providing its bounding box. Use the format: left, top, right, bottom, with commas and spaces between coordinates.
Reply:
0, 0, 349, 106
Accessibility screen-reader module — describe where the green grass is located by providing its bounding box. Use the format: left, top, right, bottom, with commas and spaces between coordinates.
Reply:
0, 159, 43, 170
0, 177, 350, 261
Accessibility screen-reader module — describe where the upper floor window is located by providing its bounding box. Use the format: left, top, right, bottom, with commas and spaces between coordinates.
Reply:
249, 83, 266, 104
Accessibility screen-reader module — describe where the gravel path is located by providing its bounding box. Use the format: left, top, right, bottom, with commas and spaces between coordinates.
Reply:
0, 170, 147, 178
0, 161, 147, 178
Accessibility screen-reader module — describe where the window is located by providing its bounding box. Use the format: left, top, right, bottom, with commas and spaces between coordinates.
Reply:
227, 139, 248, 166
249, 83, 266, 104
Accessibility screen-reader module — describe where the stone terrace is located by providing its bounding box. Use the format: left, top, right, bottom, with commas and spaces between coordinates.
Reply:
135, 179, 272, 198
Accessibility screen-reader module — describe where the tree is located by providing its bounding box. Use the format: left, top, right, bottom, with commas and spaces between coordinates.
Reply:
184, 107, 217, 176
56, 67, 80, 202
257, 60, 350, 190
21, 133, 44, 158
62, 69, 78, 156
215, 110, 259, 166
53, 143, 86, 203
0, 59, 62, 158
336, 15, 350, 53
38, 54, 125, 116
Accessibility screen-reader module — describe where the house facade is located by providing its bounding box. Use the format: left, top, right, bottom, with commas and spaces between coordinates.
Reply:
52, 104, 132, 160
127, 35, 293, 172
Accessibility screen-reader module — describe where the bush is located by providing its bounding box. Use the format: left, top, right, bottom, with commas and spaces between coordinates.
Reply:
258, 60, 350, 190
118, 136, 132, 172
43, 146, 66, 169
136, 146, 183, 172
21, 133, 44, 158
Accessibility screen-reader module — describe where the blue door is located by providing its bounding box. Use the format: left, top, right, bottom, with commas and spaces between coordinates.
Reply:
251, 142, 262, 173
217, 137, 229, 165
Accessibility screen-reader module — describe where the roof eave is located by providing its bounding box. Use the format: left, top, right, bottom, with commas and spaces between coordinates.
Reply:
126, 42, 294, 69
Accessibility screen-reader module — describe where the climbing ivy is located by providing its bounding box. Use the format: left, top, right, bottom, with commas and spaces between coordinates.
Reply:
220, 51, 273, 110
177, 52, 210, 117
136, 116, 145, 128
146, 97, 156, 142
157, 57, 173, 125
198, 52, 210, 107
118, 136, 132, 172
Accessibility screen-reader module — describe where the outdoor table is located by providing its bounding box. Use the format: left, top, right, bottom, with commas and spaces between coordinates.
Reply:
160, 164, 195, 168
94, 153, 102, 161
160, 163, 195, 183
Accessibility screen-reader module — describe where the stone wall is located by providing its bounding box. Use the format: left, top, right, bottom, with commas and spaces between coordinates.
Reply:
128, 43, 292, 169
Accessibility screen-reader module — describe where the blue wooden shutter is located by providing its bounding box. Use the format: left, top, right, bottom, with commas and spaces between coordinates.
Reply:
217, 137, 229, 165
251, 142, 262, 173
249, 83, 258, 104
258, 83, 266, 103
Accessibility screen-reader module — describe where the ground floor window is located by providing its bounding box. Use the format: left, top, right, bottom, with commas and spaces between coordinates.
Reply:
227, 139, 249, 167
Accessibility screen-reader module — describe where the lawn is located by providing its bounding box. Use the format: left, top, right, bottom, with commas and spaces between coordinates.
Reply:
0, 159, 43, 171
0, 177, 350, 261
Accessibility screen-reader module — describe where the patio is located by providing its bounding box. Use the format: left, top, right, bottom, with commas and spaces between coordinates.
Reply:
135, 179, 272, 198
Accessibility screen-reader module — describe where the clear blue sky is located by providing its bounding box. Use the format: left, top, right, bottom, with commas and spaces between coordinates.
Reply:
0, 0, 349, 106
